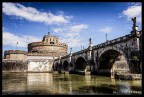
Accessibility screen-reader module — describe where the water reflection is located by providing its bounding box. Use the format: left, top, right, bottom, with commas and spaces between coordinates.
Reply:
119, 82, 131, 94
84, 75, 91, 86
26, 73, 55, 94
2, 73, 142, 95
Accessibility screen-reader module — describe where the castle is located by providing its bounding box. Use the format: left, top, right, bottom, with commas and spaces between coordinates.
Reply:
3, 32, 68, 72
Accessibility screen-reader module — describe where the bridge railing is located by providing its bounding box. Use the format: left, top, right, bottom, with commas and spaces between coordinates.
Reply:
54, 33, 134, 61
92, 33, 133, 50
54, 48, 88, 61
54, 58, 59, 61
61, 55, 69, 59
71, 49, 87, 56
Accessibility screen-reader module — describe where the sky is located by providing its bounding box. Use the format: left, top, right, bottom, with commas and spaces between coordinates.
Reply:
2, 2, 142, 56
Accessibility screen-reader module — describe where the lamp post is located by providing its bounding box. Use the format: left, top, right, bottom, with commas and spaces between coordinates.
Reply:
105, 34, 108, 42
16, 42, 18, 60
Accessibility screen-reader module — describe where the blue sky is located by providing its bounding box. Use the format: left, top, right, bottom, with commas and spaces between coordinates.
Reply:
2, 2, 142, 56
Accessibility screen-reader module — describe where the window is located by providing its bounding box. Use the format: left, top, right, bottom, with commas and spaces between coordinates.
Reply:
50, 42, 54, 44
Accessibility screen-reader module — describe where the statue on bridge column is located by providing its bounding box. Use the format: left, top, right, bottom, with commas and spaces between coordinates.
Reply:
132, 17, 136, 27
89, 38, 92, 48
69, 47, 72, 61
131, 17, 139, 31
70, 47, 72, 52
89, 38, 92, 44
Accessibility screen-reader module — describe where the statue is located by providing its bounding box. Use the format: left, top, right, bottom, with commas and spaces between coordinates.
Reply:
48, 32, 50, 36
131, 17, 136, 27
89, 38, 92, 44
70, 47, 72, 52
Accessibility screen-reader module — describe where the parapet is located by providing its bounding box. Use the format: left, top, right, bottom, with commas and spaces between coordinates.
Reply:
4, 50, 27, 55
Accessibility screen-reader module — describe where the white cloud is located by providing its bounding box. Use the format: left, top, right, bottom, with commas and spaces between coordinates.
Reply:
98, 26, 112, 33
2, 2, 72, 25
122, 5, 141, 23
3, 32, 41, 48
60, 37, 82, 47
70, 24, 89, 33
2, 3, 89, 50
53, 28, 65, 33
53, 24, 89, 47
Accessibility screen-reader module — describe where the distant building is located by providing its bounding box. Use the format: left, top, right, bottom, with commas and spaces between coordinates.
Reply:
3, 32, 68, 72
28, 32, 67, 57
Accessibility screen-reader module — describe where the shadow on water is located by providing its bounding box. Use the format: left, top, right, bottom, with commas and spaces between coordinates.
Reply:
3, 90, 56, 95
54, 78, 70, 81
72, 84, 142, 95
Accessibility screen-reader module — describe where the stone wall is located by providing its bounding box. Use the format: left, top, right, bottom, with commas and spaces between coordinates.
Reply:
2, 59, 54, 72
28, 59, 53, 72
2, 60, 28, 72
9, 54, 27, 60
4, 50, 27, 60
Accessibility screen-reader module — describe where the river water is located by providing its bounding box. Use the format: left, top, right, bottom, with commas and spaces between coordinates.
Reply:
2, 72, 142, 95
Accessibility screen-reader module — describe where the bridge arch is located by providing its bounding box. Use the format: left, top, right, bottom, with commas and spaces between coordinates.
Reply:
98, 46, 128, 62
75, 55, 87, 62
98, 48, 129, 76
54, 62, 59, 71
63, 60, 69, 71
75, 56, 87, 71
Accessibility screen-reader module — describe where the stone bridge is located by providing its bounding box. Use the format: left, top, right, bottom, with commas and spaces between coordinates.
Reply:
53, 18, 142, 76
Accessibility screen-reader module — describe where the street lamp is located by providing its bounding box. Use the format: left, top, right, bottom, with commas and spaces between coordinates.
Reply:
16, 42, 18, 60
105, 34, 108, 42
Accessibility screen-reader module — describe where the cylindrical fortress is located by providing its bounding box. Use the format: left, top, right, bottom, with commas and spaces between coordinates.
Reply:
28, 32, 68, 57
3, 32, 68, 72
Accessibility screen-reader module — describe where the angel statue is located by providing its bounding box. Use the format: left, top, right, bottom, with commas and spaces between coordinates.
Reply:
131, 17, 136, 27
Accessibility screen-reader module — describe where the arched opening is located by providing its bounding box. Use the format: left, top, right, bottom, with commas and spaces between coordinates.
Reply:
54, 62, 59, 71
75, 57, 87, 71
63, 60, 69, 71
98, 49, 129, 76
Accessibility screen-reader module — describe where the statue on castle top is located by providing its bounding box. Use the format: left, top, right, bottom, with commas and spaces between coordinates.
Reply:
48, 32, 50, 36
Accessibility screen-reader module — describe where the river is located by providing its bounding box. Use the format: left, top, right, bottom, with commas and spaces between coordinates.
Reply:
2, 72, 142, 95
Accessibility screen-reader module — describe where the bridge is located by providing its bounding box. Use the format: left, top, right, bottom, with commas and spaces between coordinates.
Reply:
53, 17, 142, 77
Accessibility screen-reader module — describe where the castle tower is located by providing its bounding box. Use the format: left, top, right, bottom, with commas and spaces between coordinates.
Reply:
28, 32, 68, 57
27, 32, 68, 72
